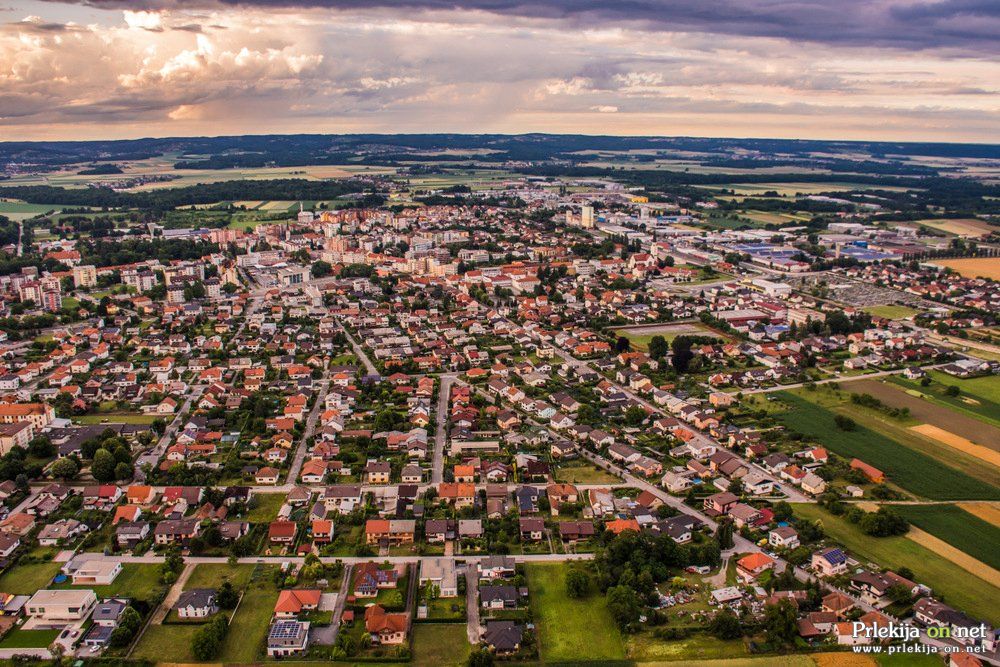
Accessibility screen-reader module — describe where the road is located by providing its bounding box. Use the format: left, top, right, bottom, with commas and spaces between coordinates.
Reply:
311, 564, 351, 646
740, 362, 945, 395
134, 385, 205, 480
285, 377, 330, 484
465, 566, 481, 643
432, 373, 458, 483
338, 322, 378, 376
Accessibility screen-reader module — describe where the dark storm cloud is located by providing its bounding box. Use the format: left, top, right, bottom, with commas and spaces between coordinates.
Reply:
38, 0, 1000, 51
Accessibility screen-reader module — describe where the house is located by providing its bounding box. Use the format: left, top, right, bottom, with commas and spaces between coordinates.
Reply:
116, 521, 150, 548
364, 460, 392, 485
255, 467, 280, 485
519, 517, 545, 542
365, 519, 415, 546
38, 519, 88, 546
323, 485, 363, 513
153, 519, 200, 545
812, 547, 848, 577
92, 599, 127, 627
850, 571, 895, 608
420, 558, 458, 597
268, 520, 298, 545
68, 559, 122, 586
822, 591, 855, 618
424, 519, 457, 543
545, 483, 578, 515
479, 555, 515, 580
736, 552, 775, 582
27, 589, 98, 621
703, 491, 738, 516
365, 604, 409, 645
353, 562, 400, 597
480, 585, 520, 609
274, 589, 322, 618
850, 458, 885, 483
483, 620, 524, 655
267, 619, 310, 657
176, 589, 218, 618
768, 526, 800, 550
558, 521, 596, 543
0, 533, 19, 558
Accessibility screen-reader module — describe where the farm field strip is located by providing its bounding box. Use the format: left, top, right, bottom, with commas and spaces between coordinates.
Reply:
908, 424, 1000, 467
774, 391, 1000, 500
931, 258, 1000, 280
905, 526, 1000, 584
959, 502, 1000, 527
894, 504, 1000, 571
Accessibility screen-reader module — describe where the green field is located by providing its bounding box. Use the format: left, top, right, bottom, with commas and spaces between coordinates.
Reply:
624, 631, 752, 663
895, 504, 1000, 570
929, 370, 1000, 403
132, 622, 202, 662
791, 503, 1000, 625
774, 391, 1000, 500
526, 562, 625, 663
0, 628, 60, 649
183, 563, 255, 591
863, 305, 920, 319
217, 566, 279, 663
246, 491, 287, 522
554, 462, 621, 484
0, 561, 61, 594
412, 623, 470, 667
73, 413, 160, 425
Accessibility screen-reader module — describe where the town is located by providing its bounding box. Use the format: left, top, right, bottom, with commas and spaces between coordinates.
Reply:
0, 134, 996, 667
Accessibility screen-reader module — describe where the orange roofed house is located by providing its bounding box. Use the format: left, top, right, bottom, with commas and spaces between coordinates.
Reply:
736, 552, 775, 582
849, 459, 885, 484
274, 589, 322, 618
365, 604, 409, 645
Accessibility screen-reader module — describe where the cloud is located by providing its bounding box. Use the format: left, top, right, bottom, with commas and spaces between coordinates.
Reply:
0, 3, 995, 141
35, 0, 1000, 51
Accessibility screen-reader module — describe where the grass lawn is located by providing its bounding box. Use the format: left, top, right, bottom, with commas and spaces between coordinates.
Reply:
183, 563, 255, 591
927, 370, 1000, 404
554, 461, 621, 484
527, 562, 625, 663
0, 628, 60, 649
217, 566, 280, 663
412, 623, 470, 667
0, 561, 61, 594
132, 623, 201, 662
774, 391, 999, 500
73, 413, 160, 425
247, 492, 287, 523
624, 631, 751, 662
862, 305, 919, 320
421, 594, 466, 621
791, 503, 1000, 625
63, 563, 163, 602
894, 504, 1000, 570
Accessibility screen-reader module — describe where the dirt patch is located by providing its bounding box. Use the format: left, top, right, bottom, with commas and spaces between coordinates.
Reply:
932, 258, 1000, 281
907, 526, 1000, 584
811, 652, 877, 667
909, 424, 1000, 467
959, 502, 1000, 528
847, 379, 1000, 449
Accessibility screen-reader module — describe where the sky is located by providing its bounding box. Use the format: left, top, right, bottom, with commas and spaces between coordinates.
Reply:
0, 0, 997, 143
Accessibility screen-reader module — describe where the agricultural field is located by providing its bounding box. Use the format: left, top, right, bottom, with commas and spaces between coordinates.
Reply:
861, 305, 920, 320
0, 199, 83, 221
889, 371, 1000, 428
915, 218, 996, 238
791, 503, 1000, 626
773, 390, 1000, 500
894, 504, 1000, 570
697, 182, 919, 196
526, 562, 626, 663
931, 257, 1000, 281
846, 378, 1000, 449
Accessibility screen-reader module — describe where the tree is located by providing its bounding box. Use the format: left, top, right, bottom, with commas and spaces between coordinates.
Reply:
859, 507, 909, 537
467, 648, 495, 667
715, 519, 734, 550
192, 616, 227, 660
311, 260, 332, 278
624, 405, 647, 427
833, 414, 856, 431
763, 599, 798, 646
606, 585, 641, 631
51, 457, 78, 480
565, 569, 590, 598
28, 436, 54, 458
944, 385, 960, 397
115, 461, 132, 481
709, 608, 742, 639
109, 606, 141, 647
614, 336, 631, 353
217, 581, 239, 609
671, 336, 695, 373
91, 448, 117, 482
648, 335, 668, 360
